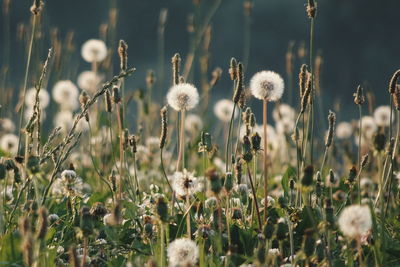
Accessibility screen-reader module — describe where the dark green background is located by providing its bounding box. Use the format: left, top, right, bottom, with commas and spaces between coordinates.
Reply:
3, 0, 400, 119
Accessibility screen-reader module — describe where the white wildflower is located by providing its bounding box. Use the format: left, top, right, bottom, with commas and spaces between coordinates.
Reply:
0, 118, 16, 133
336, 122, 353, 139
185, 114, 203, 133
81, 39, 108, 63
361, 116, 377, 139
272, 103, 295, 122
171, 169, 199, 197
373, 105, 392, 127
166, 83, 199, 111
77, 71, 103, 93
167, 238, 199, 267
338, 204, 372, 239
25, 87, 50, 109
250, 70, 284, 101
52, 80, 79, 110
214, 99, 237, 122
0, 133, 19, 155
52, 170, 84, 197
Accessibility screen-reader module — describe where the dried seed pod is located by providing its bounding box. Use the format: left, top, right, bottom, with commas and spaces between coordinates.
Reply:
306, 0, 317, 19
224, 172, 233, 193
171, 53, 181, 85
242, 135, 253, 162
301, 71, 312, 113
393, 85, 400, 110
30, 0, 43, 15
389, 69, 400, 94
229, 57, 237, 81
206, 168, 222, 195
159, 106, 168, 149
129, 135, 137, 154
251, 132, 262, 151
105, 89, 113, 112
299, 64, 308, 98
112, 85, 121, 103
210, 67, 223, 87
353, 85, 365, 105
346, 166, 357, 185
233, 62, 244, 104
37, 206, 48, 240
361, 154, 369, 168
156, 196, 169, 222
235, 160, 242, 184
301, 165, 314, 187
325, 110, 336, 147
118, 40, 128, 72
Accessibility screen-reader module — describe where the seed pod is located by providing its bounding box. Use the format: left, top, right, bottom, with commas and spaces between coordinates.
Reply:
232, 207, 242, 220
171, 53, 181, 85
80, 206, 93, 236
303, 228, 315, 257
299, 64, 308, 98
30, 0, 43, 15
109, 170, 117, 192
263, 220, 275, 239
79, 90, 89, 107
129, 135, 137, 154
243, 107, 252, 124
249, 113, 256, 127
37, 206, 48, 240
200, 132, 212, 152
90, 202, 108, 218
373, 130, 386, 152
251, 132, 262, 151
361, 154, 369, 168
306, 0, 316, 19
346, 166, 357, 185
235, 161, 242, 184
242, 135, 253, 162
206, 168, 222, 195
301, 165, 314, 187
325, 110, 336, 147
238, 90, 246, 109
353, 85, 365, 105
233, 63, 244, 104
276, 220, 288, 240
159, 106, 168, 149
329, 169, 335, 185
289, 179, 295, 190
210, 67, 223, 87
112, 85, 121, 103
224, 172, 233, 193
393, 85, 400, 110
105, 89, 113, 112
301, 72, 312, 113
156, 196, 169, 222
229, 57, 237, 81
389, 69, 400, 94
118, 40, 128, 71
123, 128, 129, 150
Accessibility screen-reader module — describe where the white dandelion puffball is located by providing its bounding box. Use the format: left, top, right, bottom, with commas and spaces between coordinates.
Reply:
52, 80, 79, 110
185, 114, 203, 133
361, 116, 377, 139
171, 169, 199, 197
373, 105, 392, 127
24, 107, 47, 122
0, 133, 19, 155
77, 71, 103, 93
167, 238, 199, 267
25, 87, 50, 109
0, 118, 16, 133
272, 103, 295, 122
338, 205, 372, 239
250, 70, 284, 101
167, 83, 199, 111
214, 99, 238, 122
54, 110, 73, 132
336, 122, 353, 139
81, 39, 108, 63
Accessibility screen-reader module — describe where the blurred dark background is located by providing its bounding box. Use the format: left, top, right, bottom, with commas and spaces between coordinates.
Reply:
2, 0, 400, 121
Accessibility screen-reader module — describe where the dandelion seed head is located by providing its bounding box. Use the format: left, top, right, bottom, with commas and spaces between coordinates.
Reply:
272, 103, 295, 122
361, 116, 377, 139
250, 71, 284, 101
53, 110, 73, 132
373, 105, 392, 127
0, 118, 16, 133
0, 133, 19, 155
185, 114, 203, 133
167, 238, 199, 267
171, 169, 199, 197
77, 71, 103, 93
25, 87, 50, 109
166, 83, 199, 111
81, 39, 108, 63
52, 80, 79, 110
338, 204, 372, 239
336, 122, 353, 139
214, 99, 237, 122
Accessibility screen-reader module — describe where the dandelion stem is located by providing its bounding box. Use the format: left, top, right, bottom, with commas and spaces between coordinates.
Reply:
246, 163, 262, 231
263, 99, 268, 221
225, 103, 237, 173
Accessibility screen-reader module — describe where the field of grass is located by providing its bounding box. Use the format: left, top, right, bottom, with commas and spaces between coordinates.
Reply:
0, 0, 400, 266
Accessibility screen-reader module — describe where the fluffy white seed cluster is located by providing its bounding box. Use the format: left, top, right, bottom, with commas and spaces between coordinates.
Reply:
81, 39, 108, 63
0, 133, 19, 155
171, 169, 199, 197
338, 204, 372, 239
25, 87, 50, 109
52, 80, 79, 110
373, 105, 392, 127
185, 114, 203, 133
336, 122, 353, 139
167, 238, 199, 267
214, 99, 237, 122
77, 71, 103, 93
167, 83, 199, 111
250, 70, 284, 101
